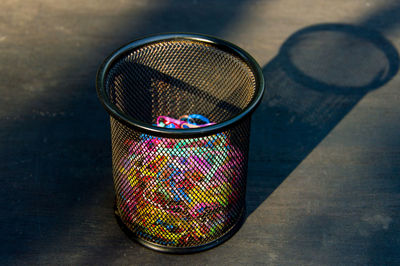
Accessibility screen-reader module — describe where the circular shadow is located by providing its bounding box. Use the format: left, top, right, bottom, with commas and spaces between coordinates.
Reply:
278, 23, 399, 94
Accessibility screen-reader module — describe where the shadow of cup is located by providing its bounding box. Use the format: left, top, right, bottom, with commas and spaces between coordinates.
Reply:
247, 23, 399, 215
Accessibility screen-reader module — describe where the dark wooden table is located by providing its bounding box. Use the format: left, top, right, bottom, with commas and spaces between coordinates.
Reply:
1, 0, 400, 264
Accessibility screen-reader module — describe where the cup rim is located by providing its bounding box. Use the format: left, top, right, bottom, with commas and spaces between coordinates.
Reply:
96, 33, 265, 138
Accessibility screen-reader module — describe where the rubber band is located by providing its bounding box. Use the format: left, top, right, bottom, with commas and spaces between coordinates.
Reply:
188, 114, 210, 124
156, 114, 215, 129
117, 114, 243, 244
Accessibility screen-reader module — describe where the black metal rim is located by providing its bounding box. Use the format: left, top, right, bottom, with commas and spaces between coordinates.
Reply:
114, 204, 246, 254
96, 33, 265, 138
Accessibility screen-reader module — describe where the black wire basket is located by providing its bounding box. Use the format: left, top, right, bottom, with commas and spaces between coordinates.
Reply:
96, 33, 264, 253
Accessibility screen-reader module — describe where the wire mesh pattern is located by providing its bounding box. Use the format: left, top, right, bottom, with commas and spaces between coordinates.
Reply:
105, 40, 256, 124
98, 35, 262, 251
111, 117, 250, 247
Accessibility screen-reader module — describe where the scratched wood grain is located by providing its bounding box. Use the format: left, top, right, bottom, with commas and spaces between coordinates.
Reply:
1, 0, 400, 265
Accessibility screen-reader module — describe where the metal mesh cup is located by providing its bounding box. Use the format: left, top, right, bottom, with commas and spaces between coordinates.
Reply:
96, 34, 264, 253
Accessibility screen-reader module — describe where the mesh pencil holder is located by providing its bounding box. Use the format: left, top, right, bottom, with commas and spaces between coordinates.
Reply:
96, 34, 264, 253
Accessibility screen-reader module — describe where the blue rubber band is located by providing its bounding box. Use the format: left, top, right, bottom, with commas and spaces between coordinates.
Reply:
188, 114, 210, 124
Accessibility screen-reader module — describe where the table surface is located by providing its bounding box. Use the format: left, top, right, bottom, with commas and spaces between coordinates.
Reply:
1, 0, 400, 265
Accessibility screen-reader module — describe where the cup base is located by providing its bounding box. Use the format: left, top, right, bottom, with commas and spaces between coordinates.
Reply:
114, 203, 246, 254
